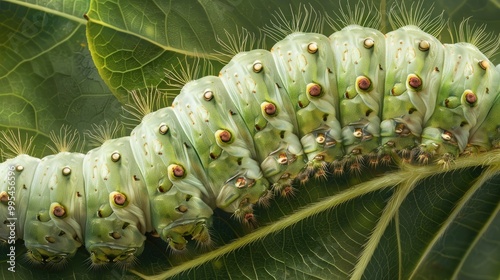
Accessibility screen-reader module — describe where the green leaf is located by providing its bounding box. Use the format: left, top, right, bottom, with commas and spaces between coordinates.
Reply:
83, 0, 295, 103
128, 152, 500, 280
0, 0, 499, 280
0, 0, 122, 158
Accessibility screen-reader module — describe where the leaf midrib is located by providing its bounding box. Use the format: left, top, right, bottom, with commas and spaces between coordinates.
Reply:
85, 17, 226, 61
3, 0, 87, 25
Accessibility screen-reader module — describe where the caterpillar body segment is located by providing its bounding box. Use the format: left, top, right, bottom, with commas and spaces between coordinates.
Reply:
380, 25, 445, 155
24, 152, 85, 265
130, 107, 213, 250
83, 137, 150, 266
329, 25, 386, 166
271, 32, 344, 173
130, 107, 213, 200
0, 155, 40, 241
172, 76, 269, 217
419, 43, 500, 164
219, 49, 306, 189
466, 64, 500, 153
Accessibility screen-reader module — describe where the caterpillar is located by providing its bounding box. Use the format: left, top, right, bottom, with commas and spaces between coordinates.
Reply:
1, 1, 500, 277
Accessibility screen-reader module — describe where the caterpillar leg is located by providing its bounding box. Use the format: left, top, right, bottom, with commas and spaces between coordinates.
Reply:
85, 216, 146, 268
153, 188, 213, 251
26, 248, 68, 266
89, 246, 138, 267
161, 221, 211, 251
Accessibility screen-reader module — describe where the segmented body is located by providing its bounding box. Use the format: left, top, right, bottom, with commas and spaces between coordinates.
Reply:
1, 23, 499, 267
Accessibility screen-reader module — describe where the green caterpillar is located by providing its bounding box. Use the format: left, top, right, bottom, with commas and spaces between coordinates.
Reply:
1, 4, 500, 272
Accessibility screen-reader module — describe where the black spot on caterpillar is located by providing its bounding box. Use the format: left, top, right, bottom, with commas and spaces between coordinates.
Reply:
1, 1, 500, 278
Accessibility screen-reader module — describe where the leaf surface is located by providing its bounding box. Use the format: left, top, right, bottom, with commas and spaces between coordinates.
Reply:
0, 0, 120, 157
